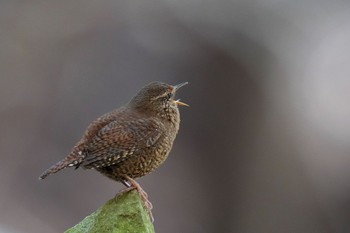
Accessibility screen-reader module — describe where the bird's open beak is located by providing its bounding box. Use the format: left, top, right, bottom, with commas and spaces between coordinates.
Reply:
173, 82, 188, 91
175, 99, 189, 107
173, 82, 189, 107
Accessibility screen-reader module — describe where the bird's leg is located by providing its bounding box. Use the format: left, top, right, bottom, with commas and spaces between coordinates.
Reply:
122, 178, 149, 199
120, 176, 153, 222
121, 180, 131, 188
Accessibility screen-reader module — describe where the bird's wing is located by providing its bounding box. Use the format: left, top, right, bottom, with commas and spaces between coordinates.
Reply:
81, 118, 163, 168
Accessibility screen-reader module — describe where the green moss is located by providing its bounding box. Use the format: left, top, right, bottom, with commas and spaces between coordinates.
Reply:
65, 190, 155, 233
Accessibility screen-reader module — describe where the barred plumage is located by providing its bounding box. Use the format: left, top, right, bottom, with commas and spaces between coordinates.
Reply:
39, 81, 188, 183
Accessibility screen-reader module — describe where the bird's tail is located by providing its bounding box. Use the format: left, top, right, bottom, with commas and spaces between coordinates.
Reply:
39, 153, 82, 180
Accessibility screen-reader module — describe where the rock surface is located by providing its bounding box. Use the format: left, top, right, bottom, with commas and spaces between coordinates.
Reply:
65, 190, 155, 233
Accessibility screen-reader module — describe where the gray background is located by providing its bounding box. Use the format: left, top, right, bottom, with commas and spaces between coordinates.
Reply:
1, 1, 350, 232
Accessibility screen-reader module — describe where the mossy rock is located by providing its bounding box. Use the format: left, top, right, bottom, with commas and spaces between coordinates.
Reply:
65, 190, 155, 233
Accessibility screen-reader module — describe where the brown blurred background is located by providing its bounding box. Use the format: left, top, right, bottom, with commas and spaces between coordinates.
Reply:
1, 1, 350, 232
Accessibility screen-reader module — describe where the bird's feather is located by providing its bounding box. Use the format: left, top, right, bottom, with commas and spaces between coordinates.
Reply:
81, 118, 163, 168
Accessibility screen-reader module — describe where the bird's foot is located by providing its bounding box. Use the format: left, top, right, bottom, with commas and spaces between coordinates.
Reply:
121, 176, 154, 222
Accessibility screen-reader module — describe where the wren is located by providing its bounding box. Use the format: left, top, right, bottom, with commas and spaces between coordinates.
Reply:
39, 81, 188, 220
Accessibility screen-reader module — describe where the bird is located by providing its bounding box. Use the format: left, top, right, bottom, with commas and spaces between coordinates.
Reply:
39, 81, 188, 220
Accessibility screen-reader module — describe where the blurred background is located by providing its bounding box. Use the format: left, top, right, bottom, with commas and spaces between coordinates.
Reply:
1, 0, 350, 232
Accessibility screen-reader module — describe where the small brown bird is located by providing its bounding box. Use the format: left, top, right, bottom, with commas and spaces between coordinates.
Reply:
39, 81, 188, 220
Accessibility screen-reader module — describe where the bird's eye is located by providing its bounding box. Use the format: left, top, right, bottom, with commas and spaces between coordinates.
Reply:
167, 93, 173, 99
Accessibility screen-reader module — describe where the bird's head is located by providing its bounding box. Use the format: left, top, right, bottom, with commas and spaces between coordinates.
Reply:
129, 81, 188, 119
